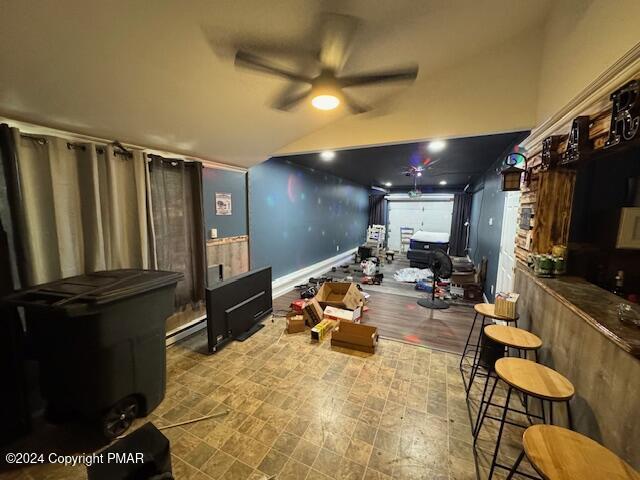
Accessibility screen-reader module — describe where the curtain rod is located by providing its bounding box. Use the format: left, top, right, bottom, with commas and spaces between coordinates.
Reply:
20, 133, 47, 144
23, 135, 133, 158
4, 117, 247, 173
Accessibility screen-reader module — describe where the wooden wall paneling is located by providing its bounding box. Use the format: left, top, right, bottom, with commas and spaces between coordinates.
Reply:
517, 70, 640, 259
532, 170, 576, 254
515, 268, 640, 470
206, 235, 249, 280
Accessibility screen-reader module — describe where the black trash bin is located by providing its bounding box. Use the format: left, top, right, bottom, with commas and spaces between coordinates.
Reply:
3, 269, 182, 439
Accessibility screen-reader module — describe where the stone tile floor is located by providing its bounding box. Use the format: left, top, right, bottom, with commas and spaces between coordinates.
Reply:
0, 315, 541, 480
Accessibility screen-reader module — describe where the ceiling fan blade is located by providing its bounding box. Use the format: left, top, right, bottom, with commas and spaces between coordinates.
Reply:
342, 91, 369, 114
319, 13, 360, 72
272, 86, 312, 111
425, 158, 444, 169
235, 50, 313, 83
339, 66, 419, 87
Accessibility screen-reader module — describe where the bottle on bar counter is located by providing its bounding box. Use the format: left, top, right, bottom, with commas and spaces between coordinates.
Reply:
612, 270, 625, 297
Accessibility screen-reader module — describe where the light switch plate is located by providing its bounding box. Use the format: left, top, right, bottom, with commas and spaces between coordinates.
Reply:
210, 228, 218, 239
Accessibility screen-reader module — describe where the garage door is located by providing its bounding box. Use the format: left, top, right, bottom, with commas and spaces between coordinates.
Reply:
387, 198, 453, 251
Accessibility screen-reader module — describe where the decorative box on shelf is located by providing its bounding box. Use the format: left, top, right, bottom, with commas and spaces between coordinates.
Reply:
495, 292, 520, 319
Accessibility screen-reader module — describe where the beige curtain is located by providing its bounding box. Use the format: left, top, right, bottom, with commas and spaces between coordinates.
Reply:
12, 130, 149, 286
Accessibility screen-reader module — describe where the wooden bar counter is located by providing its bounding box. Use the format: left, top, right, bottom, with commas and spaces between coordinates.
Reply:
514, 264, 640, 470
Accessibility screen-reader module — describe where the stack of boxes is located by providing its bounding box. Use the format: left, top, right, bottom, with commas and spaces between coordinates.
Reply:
285, 282, 378, 354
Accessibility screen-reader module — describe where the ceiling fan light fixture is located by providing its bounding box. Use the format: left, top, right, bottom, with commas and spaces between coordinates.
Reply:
428, 140, 446, 153
320, 150, 335, 161
311, 94, 340, 110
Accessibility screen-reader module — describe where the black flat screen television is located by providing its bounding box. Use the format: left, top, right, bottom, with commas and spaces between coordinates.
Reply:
205, 266, 272, 353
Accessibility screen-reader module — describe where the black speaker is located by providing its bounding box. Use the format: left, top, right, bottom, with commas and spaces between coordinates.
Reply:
87, 423, 172, 480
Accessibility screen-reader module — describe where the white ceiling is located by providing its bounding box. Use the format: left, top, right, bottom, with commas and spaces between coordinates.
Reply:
0, 0, 554, 167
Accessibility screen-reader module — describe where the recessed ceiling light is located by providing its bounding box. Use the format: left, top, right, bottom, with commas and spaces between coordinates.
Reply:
439, 180, 447, 185
428, 140, 446, 153
312, 94, 340, 110
320, 150, 335, 161
384, 182, 392, 187
416, 172, 423, 177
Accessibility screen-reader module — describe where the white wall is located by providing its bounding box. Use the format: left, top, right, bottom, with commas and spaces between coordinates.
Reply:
535, 0, 640, 123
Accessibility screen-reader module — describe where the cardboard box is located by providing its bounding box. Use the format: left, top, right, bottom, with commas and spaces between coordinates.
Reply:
323, 305, 362, 323
450, 271, 477, 285
463, 284, 483, 301
315, 282, 364, 310
302, 298, 323, 326
286, 314, 306, 334
495, 292, 520, 319
290, 299, 306, 314
331, 321, 378, 354
311, 319, 336, 342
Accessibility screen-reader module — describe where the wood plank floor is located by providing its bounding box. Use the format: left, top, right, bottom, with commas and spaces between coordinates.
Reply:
274, 286, 478, 355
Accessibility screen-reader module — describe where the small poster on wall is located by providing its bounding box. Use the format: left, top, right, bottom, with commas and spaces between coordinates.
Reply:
215, 193, 232, 215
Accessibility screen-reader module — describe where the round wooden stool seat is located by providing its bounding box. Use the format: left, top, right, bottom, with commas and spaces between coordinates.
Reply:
523, 425, 640, 480
474, 303, 519, 322
495, 358, 574, 401
484, 324, 542, 350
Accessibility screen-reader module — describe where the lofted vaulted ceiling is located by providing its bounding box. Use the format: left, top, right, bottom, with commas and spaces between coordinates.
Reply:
0, 1, 554, 167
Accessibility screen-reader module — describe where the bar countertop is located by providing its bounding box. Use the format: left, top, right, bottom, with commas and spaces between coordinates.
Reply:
517, 265, 640, 357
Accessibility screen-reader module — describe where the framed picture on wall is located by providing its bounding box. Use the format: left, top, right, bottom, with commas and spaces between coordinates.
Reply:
215, 193, 232, 215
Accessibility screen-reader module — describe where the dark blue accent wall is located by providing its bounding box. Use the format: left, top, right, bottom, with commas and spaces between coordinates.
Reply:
469, 130, 529, 300
468, 188, 484, 263
249, 157, 369, 279
202, 167, 247, 238
469, 157, 507, 301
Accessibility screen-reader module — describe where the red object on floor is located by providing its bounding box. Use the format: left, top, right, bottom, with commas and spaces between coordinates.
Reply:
290, 299, 306, 313
404, 334, 421, 343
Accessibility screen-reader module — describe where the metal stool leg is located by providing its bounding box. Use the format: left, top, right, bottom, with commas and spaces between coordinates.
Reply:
460, 311, 478, 370
472, 369, 492, 435
473, 374, 499, 442
466, 316, 487, 394
567, 400, 573, 430
506, 450, 525, 480
488, 386, 513, 480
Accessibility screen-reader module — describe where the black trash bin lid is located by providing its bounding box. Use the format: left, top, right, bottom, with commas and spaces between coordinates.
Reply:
4, 269, 183, 308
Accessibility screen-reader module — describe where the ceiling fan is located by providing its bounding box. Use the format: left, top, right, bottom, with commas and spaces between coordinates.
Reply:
401, 165, 425, 177
399, 166, 424, 197
233, 12, 419, 114
400, 158, 446, 196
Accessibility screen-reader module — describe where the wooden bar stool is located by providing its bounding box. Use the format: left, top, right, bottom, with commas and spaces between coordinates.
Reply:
472, 325, 543, 438
508, 425, 640, 480
484, 325, 542, 357
479, 358, 575, 479
460, 303, 520, 394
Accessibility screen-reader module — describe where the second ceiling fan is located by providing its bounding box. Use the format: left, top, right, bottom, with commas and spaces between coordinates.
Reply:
233, 12, 419, 114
